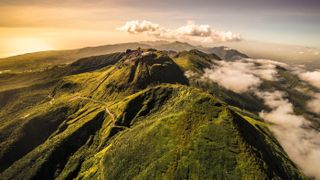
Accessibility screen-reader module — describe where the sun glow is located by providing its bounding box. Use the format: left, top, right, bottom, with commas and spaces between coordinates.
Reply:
5, 37, 54, 57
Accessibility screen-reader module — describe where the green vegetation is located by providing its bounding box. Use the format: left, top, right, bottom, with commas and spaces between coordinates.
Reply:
0, 48, 307, 179
172, 49, 220, 73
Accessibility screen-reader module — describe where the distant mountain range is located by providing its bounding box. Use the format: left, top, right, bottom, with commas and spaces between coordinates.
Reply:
1, 41, 319, 73
0, 41, 253, 73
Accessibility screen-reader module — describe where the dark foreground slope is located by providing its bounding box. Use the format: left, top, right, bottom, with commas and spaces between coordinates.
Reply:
0, 49, 305, 179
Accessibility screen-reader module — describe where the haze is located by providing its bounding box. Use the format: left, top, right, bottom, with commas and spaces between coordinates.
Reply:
1, 0, 320, 61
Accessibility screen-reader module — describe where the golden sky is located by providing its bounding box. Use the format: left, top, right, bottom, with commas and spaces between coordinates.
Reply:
1, 0, 319, 58
0, 3, 156, 57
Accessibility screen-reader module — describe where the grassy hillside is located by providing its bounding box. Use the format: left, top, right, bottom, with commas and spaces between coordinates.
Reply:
0, 48, 307, 179
171, 49, 221, 73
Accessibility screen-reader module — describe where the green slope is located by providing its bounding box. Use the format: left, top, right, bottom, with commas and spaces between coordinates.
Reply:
0, 49, 306, 179
171, 49, 220, 73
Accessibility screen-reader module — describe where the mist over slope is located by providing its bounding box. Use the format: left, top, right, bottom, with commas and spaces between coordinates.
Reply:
198, 57, 320, 178
0, 44, 319, 179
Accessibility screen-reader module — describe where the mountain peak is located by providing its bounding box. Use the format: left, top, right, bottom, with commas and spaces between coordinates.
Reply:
0, 45, 309, 179
210, 46, 249, 60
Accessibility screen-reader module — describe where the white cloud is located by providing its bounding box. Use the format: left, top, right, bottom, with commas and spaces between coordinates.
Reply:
202, 61, 261, 93
202, 59, 280, 93
202, 58, 320, 178
307, 93, 320, 114
256, 90, 320, 179
176, 21, 211, 37
298, 70, 320, 89
256, 91, 305, 127
118, 20, 161, 34
118, 20, 241, 44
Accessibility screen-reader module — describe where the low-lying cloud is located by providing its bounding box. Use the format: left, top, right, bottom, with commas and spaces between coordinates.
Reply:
256, 90, 320, 179
202, 58, 320, 178
293, 69, 320, 115
307, 93, 320, 114
256, 91, 306, 127
298, 70, 320, 89
118, 20, 241, 44
202, 59, 279, 93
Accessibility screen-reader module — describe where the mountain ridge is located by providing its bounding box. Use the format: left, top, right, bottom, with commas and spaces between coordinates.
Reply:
0, 41, 247, 72
0, 48, 310, 179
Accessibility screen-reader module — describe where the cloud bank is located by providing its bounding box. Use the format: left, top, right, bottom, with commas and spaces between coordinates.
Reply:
202, 59, 279, 93
118, 20, 241, 44
202, 58, 320, 178
293, 69, 320, 115
256, 91, 320, 179
298, 70, 320, 89
307, 93, 320, 114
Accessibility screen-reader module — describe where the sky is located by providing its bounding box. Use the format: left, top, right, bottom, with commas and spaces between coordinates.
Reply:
0, 0, 320, 57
